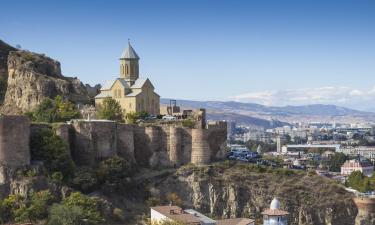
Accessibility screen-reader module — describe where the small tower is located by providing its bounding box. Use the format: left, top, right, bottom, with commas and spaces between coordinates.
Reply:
262, 198, 289, 225
119, 40, 140, 85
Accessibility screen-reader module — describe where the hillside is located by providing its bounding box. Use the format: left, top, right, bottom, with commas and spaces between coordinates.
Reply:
161, 98, 375, 125
141, 162, 357, 225
0, 40, 94, 114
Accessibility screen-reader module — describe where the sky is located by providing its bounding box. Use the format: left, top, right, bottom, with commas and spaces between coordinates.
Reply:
1, 0, 374, 110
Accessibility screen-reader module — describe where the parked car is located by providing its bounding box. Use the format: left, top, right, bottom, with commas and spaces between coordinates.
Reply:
162, 115, 177, 121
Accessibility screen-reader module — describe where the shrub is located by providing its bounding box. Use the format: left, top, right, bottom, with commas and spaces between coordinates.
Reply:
30, 128, 75, 179
97, 157, 132, 184
61, 192, 104, 225
166, 193, 182, 207
47, 204, 85, 225
96, 97, 124, 122
72, 167, 98, 193
14, 190, 55, 223
32, 96, 80, 123
182, 119, 195, 128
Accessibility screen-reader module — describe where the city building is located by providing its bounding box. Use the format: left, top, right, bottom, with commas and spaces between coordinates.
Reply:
95, 42, 160, 115
262, 198, 289, 225
150, 205, 254, 225
341, 159, 374, 177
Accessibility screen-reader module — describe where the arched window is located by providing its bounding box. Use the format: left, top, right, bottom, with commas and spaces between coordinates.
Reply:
125, 65, 129, 74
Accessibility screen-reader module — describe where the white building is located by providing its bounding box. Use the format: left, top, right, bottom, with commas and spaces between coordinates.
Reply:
151, 205, 255, 225
341, 159, 374, 177
262, 198, 289, 225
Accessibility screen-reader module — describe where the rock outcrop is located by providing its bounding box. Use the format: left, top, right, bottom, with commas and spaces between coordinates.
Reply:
153, 163, 358, 225
0, 40, 92, 114
0, 40, 16, 104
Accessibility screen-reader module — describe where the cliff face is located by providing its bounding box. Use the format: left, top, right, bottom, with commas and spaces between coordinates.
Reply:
1, 50, 90, 114
153, 163, 357, 225
0, 40, 92, 114
0, 40, 16, 104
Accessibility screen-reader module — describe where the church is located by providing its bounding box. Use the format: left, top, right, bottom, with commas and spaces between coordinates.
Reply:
95, 42, 160, 115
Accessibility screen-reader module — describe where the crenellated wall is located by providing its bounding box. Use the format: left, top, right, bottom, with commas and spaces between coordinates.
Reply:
62, 120, 227, 168
0, 117, 227, 177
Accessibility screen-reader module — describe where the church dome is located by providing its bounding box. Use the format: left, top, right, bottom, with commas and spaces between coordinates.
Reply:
270, 198, 281, 210
120, 42, 140, 59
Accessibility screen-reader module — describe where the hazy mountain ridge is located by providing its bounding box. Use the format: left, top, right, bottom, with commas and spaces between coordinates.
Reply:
161, 98, 375, 125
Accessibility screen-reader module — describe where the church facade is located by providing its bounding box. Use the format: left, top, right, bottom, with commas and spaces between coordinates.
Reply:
95, 42, 160, 115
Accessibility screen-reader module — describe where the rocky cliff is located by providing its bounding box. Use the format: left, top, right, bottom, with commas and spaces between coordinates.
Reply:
0, 40, 92, 114
150, 163, 358, 225
0, 40, 16, 104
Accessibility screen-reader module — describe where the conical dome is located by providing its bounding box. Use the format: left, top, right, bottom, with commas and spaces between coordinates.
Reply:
270, 198, 280, 210
120, 42, 140, 59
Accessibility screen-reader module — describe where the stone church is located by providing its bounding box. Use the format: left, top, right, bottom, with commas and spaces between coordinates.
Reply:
95, 42, 160, 115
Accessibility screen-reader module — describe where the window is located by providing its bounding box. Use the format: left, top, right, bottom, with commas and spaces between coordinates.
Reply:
125, 65, 129, 74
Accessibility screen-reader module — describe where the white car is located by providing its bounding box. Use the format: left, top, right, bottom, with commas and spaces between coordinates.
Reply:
162, 115, 176, 121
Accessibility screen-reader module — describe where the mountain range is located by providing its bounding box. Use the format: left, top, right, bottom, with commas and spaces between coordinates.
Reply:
161, 98, 375, 127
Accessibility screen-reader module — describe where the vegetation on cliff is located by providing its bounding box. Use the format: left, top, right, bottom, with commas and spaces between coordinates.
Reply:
148, 161, 356, 225
26, 95, 81, 123
346, 170, 375, 192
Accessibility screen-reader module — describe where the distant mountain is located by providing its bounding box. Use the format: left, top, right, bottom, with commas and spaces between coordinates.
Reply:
161, 99, 375, 126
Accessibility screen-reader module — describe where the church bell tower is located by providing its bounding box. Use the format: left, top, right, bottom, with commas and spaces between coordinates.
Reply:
120, 41, 140, 84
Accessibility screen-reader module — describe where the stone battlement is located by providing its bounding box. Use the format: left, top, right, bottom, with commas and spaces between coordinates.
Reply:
0, 116, 226, 183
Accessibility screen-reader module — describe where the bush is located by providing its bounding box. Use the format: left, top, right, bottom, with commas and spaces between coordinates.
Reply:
30, 128, 75, 180
32, 96, 80, 123
96, 97, 124, 122
61, 192, 104, 225
97, 157, 132, 184
182, 119, 195, 128
328, 153, 348, 172
72, 167, 98, 193
166, 193, 182, 207
14, 190, 55, 223
47, 204, 85, 225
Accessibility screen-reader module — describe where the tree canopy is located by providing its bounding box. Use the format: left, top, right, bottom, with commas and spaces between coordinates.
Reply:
96, 97, 124, 122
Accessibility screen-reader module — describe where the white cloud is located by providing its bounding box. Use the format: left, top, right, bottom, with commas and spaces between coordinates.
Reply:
227, 86, 375, 111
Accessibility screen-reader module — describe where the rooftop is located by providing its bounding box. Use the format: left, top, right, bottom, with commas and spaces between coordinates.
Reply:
216, 218, 255, 225
151, 206, 201, 224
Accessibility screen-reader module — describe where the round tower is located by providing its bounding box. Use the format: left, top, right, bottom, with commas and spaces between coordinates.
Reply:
191, 129, 210, 165
169, 127, 182, 166
262, 198, 289, 225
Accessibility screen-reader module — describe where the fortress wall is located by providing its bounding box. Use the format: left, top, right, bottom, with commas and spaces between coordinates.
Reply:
133, 126, 152, 166
207, 124, 228, 161
191, 129, 210, 165
169, 127, 182, 166
116, 124, 135, 162
71, 120, 117, 166
0, 115, 30, 167
180, 128, 192, 164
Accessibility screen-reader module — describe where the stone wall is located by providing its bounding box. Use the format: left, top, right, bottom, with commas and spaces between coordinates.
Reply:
65, 120, 227, 168
0, 118, 227, 180
0, 115, 30, 167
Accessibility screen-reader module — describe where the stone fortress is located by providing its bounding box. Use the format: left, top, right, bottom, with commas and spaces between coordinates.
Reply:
0, 113, 227, 182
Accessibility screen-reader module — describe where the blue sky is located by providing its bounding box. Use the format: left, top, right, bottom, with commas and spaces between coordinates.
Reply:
1, 0, 374, 109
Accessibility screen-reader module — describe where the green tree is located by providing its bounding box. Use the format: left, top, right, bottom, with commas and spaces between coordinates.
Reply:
14, 190, 55, 223
347, 171, 365, 191
47, 204, 85, 225
97, 157, 132, 184
126, 112, 139, 124
97, 97, 124, 122
61, 192, 104, 225
30, 128, 75, 179
327, 152, 348, 172
32, 96, 80, 123
72, 167, 98, 193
